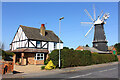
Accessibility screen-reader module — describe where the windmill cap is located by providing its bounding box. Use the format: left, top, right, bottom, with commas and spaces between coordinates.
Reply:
94, 18, 103, 25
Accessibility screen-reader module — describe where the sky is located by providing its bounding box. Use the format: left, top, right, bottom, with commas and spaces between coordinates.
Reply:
2, 2, 118, 50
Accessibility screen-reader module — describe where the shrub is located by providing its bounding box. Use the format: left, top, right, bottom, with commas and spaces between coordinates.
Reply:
61, 49, 75, 67
114, 43, 120, 55
63, 47, 69, 49
70, 48, 74, 50
41, 66, 45, 70
114, 55, 118, 61
49, 48, 118, 68
83, 50, 92, 65
117, 52, 120, 55
92, 52, 98, 54
2, 50, 14, 61
44, 59, 49, 65
16, 62, 21, 65
91, 54, 118, 64
49, 50, 59, 67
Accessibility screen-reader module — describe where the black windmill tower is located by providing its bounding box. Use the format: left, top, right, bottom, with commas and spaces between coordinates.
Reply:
81, 5, 110, 51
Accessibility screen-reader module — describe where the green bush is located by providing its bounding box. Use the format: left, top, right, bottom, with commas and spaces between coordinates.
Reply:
63, 47, 69, 49
117, 52, 120, 55
44, 59, 49, 65
49, 48, 118, 68
114, 55, 118, 61
16, 62, 21, 65
114, 43, 120, 55
2, 50, 14, 61
41, 66, 45, 70
49, 50, 59, 67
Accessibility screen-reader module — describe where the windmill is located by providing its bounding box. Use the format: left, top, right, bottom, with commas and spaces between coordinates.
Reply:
81, 5, 110, 51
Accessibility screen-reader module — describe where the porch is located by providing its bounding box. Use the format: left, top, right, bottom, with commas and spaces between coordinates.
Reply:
12, 48, 49, 65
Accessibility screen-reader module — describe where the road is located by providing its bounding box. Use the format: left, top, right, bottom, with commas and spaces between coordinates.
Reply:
30, 63, 118, 78
2, 62, 119, 80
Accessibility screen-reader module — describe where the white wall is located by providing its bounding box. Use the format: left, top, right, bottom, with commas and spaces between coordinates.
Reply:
42, 41, 47, 48
11, 27, 64, 52
48, 42, 63, 53
11, 27, 28, 51
48, 42, 54, 53
56, 43, 63, 49
29, 40, 36, 47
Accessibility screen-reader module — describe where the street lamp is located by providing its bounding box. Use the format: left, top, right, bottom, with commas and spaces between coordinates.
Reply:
59, 17, 64, 69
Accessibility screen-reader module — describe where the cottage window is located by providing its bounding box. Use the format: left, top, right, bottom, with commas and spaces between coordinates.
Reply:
54, 42, 57, 49
37, 41, 40, 48
35, 53, 44, 60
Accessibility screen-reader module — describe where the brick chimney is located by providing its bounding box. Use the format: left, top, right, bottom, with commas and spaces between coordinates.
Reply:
40, 24, 45, 36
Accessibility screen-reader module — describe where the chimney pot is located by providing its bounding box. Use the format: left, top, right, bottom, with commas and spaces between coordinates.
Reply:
40, 24, 45, 36
41, 24, 45, 27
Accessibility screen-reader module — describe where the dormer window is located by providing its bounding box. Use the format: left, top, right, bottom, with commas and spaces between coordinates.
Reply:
37, 41, 40, 48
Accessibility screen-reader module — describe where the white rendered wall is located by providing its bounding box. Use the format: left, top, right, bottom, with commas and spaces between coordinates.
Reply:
11, 27, 64, 52
48, 42, 54, 53
29, 40, 36, 47
42, 41, 47, 48
48, 42, 63, 53
11, 27, 28, 51
56, 43, 63, 49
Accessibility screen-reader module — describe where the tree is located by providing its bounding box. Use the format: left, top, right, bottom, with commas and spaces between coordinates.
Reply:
2, 49, 14, 61
0, 49, 2, 56
63, 47, 69, 49
0, 42, 4, 50
85, 44, 89, 47
114, 43, 120, 55
71, 48, 74, 50
0, 42, 14, 60
0, 42, 4, 56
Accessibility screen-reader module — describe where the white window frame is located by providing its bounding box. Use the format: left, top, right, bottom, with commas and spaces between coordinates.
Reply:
35, 53, 44, 60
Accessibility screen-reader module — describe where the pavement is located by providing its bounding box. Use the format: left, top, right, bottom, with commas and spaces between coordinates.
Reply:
2, 62, 119, 79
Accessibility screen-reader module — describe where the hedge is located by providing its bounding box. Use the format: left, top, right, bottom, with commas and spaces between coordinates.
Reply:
47, 49, 118, 68
1, 49, 14, 61
92, 52, 118, 64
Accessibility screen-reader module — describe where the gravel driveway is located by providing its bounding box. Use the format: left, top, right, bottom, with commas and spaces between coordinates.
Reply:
14, 64, 45, 74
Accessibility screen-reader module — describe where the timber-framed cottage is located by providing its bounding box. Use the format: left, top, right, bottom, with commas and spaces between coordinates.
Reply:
10, 24, 63, 65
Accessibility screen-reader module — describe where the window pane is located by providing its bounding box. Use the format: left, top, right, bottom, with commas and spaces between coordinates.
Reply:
37, 57, 40, 60
41, 57, 43, 60
41, 54, 43, 56
37, 54, 40, 56
37, 41, 40, 44
35, 53, 44, 60
37, 41, 40, 47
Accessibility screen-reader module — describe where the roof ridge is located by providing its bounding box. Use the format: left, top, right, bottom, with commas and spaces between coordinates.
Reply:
20, 25, 54, 32
19, 25, 63, 43
20, 25, 40, 30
